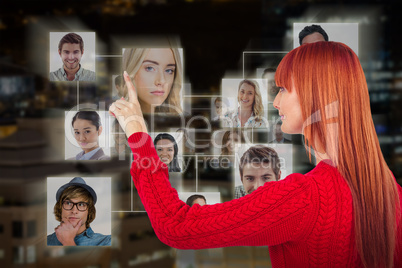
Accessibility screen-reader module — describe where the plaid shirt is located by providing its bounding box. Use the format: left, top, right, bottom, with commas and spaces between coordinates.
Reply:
234, 185, 247, 199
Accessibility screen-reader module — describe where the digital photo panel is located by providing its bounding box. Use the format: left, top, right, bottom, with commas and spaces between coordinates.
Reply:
121, 47, 184, 115
210, 97, 230, 122
150, 131, 184, 173
254, 53, 287, 104
268, 121, 292, 144
65, 110, 111, 160
178, 192, 221, 206
49, 32, 96, 82
293, 23, 359, 55
47, 177, 111, 246
234, 143, 293, 199
221, 79, 269, 128
211, 129, 253, 156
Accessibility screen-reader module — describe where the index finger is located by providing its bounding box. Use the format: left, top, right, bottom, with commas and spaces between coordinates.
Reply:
124, 71, 138, 103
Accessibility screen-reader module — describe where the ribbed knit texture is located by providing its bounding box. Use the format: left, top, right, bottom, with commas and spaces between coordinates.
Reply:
129, 132, 402, 268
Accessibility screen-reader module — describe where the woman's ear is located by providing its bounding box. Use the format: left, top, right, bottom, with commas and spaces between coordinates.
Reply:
98, 126, 103, 136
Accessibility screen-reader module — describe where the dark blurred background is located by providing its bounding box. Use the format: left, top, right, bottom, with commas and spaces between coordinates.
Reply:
0, 0, 401, 267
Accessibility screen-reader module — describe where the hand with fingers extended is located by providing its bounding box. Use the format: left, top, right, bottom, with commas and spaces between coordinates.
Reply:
109, 71, 148, 137
55, 218, 83, 246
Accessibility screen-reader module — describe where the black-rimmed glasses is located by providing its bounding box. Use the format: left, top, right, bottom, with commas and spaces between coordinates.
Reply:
62, 200, 89, 211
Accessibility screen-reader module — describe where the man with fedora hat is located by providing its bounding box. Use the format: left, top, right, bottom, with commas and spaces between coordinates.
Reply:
47, 177, 111, 246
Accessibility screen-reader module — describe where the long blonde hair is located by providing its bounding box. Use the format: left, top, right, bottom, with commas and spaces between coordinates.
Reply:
238, 79, 264, 122
276, 41, 401, 268
122, 48, 183, 114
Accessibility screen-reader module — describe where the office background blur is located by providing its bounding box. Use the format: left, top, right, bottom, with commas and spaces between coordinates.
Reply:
1, 0, 401, 267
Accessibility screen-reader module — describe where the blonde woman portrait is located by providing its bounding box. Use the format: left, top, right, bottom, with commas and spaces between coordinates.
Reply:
121, 48, 183, 114
222, 79, 266, 128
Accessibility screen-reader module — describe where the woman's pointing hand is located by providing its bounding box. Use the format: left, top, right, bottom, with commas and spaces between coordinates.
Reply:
109, 71, 148, 137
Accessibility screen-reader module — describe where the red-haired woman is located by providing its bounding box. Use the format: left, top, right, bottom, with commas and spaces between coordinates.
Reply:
110, 42, 401, 268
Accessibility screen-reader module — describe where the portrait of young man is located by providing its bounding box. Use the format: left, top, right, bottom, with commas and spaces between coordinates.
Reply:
293, 23, 359, 55
186, 194, 207, 207
49, 32, 96, 82
234, 145, 282, 199
178, 192, 221, 206
261, 67, 280, 102
298, 24, 329, 45
269, 122, 292, 144
47, 177, 111, 246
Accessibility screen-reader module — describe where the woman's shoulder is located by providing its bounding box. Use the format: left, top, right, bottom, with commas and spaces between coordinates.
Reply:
280, 172, 313, 187
299, 161, 353, 200
305, 160, 344, 181
280, 161, 346, 191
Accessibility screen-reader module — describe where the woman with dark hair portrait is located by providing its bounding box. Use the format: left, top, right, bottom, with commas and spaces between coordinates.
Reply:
154, 133, 181, 172
68, 111, 110, 160
216, 130, 243, 167
111, 42, 402, 267
220, 130, 242, 156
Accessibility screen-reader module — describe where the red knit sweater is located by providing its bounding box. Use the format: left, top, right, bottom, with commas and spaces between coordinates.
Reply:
129, 132, 402, 268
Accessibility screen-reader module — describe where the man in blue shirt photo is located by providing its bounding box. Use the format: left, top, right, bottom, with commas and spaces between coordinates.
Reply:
47, 177, 111, 246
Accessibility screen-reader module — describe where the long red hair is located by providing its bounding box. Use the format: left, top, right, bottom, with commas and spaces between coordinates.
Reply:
275, 41, 400, 268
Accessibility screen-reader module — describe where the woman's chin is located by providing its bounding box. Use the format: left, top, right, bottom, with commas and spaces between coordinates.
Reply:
141, 100, 165, 111
160, 159, 171, 165
281, 124, 301, 135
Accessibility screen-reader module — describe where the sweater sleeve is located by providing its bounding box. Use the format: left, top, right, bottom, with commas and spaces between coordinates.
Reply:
129, 132, 317, 250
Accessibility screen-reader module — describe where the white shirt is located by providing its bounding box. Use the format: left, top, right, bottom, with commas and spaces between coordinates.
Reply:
222, 109, 267, 128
